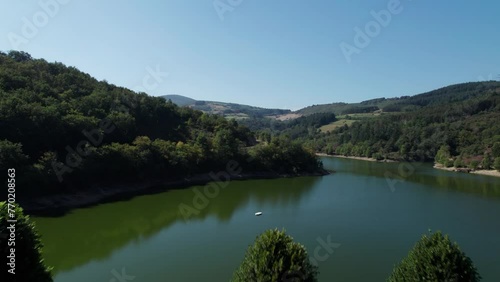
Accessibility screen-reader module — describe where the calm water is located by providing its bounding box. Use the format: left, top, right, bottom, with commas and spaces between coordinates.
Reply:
33, 157, 500, 281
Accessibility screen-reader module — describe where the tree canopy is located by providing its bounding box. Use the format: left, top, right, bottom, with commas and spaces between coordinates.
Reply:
0, 202, 53, 281
232, 229, 318, 282
0, 51, 323, 201
307, 83, 500, 164
388, 231, 481, 282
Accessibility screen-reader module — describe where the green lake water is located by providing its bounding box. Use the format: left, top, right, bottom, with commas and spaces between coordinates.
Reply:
33, 157, 500, 281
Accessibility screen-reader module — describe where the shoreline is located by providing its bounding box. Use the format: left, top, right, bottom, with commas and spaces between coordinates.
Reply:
20, 170, 330, 216
318, 154, 500, 178
433, 163, 500, 178
316, 153, 398, 163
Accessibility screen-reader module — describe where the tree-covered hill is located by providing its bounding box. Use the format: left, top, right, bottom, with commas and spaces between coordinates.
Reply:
161, 94, 196, 106
0, 51, 324, 203
161, 94, 291, 118
297, 102, 387, 116
382, 82, 500, 112
240, 112, 337, 141
296, 82, 500, 116
227, 79, 500, 170
309, 84, 500, 167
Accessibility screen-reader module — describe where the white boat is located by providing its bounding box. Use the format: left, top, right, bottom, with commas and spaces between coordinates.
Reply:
255, 212, 263, 216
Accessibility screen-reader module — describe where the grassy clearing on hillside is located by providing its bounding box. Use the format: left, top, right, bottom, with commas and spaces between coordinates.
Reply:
267, 113, 303, 121
225, 113, 249, 120
319, 119, 356, 132
319, 112, 386, 132
336, 112, 383, 119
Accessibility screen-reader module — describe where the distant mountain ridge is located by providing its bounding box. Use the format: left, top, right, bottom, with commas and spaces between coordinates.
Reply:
297, 81, 500, 116
162, 94, 196, 106
165, 82, 500, 120
161, 94, 291, 119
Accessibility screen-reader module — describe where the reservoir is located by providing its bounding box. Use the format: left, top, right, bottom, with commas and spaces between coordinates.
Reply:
33, 157, 500, 281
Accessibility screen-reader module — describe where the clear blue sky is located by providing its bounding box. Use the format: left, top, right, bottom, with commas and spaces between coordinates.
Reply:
1, 0, 499, 110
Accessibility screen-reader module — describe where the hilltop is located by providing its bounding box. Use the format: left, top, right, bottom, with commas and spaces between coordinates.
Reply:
296, 82, 500, 168
161, 94, 291, 119
232, 80, 500, 170
297, 82, 500, 116
165, 82, 500, 123
161, 94, 196, 106
0, 51, 325, 210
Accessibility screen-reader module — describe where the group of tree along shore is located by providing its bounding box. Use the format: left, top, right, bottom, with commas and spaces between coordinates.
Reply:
317, 153, 500, 178
313, 92, 500, 166
434, 143, 500, 173
243, 81, 500, 175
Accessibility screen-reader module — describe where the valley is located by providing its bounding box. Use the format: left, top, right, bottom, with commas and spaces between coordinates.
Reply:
1, 2, 499, 281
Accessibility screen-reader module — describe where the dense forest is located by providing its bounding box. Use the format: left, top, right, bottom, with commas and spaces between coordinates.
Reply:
1, 50, 497, 205
297, 82, 500, 115
161, 94, 291, 117
0, 51, 323, 201
309, 82, 500, 169
240, 81, 500, 171
240, 112, 337, 140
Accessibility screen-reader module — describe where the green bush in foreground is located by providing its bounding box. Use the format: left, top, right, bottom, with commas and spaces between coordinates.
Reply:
388, 231, 480, 282
0, 202, 53, 282
232, 229, 318, 282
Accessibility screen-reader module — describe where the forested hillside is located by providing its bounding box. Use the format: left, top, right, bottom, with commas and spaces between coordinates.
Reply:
240, 112, 337, 140
161, 94, 196, 106
0, 51, 323, 202
237, 80, 500, 170
296, 82, 500, 115
309, 83, 500, 168
161, 94, 291, 118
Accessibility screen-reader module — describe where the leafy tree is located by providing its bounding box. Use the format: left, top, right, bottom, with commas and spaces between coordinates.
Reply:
388, 231, 481, 282
435, 145, 451, 166
372, 152, 383, 161
454, 155, 464, 168
7, 50, 33, 62
469, 160, 480, 170
232, 229, 318, 282
0, 140, 29, 172
0, 202, 53, 281
494, 157, 500, 172
0, 141, 32, 201
250, 136, 322, 174
481, 153, 492, 169
492, 142, 500, 158
259, 130, 272, 143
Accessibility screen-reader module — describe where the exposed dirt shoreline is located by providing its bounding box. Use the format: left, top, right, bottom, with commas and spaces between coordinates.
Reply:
433, 163, 500, 178
317, 154, 500, 178
20, 170, 330, 216
316, 153, 398, 162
